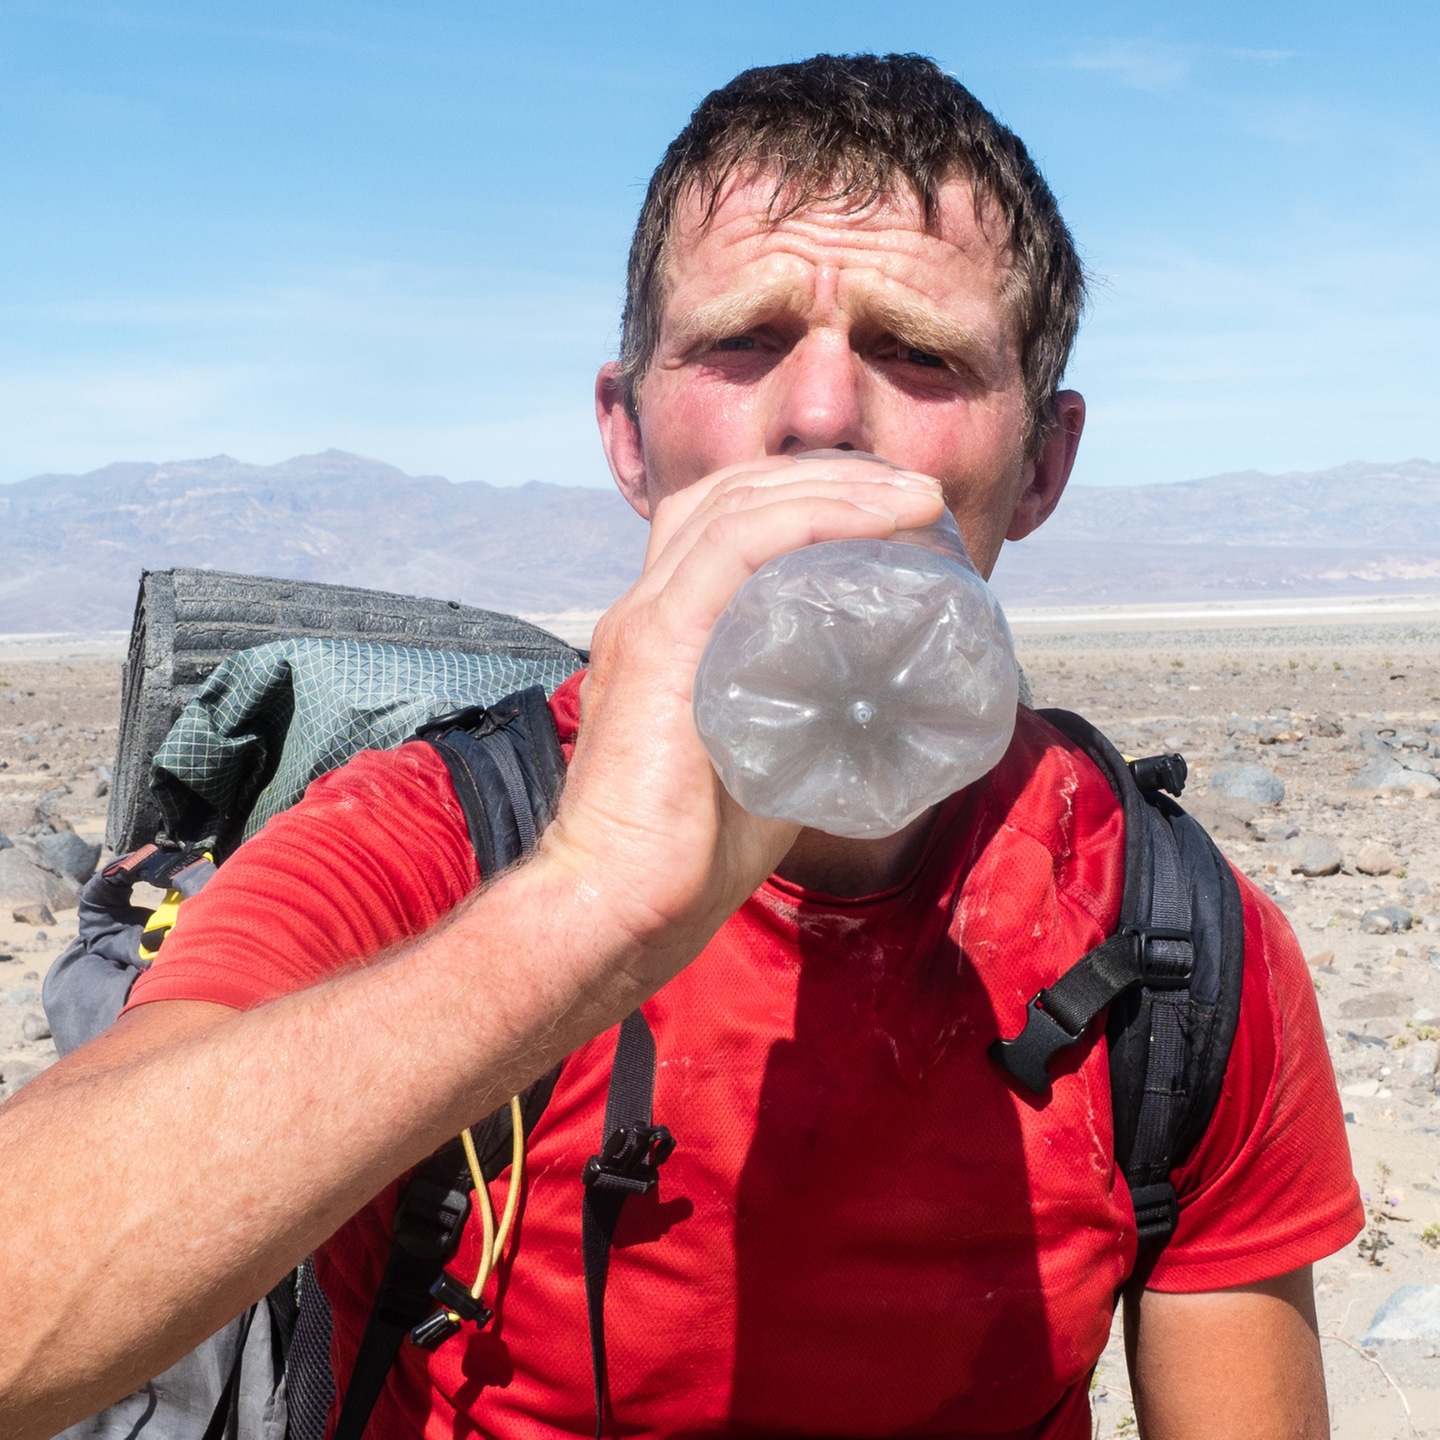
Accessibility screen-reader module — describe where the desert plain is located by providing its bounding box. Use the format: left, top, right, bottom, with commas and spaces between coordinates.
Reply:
3, 599, 1440, 1438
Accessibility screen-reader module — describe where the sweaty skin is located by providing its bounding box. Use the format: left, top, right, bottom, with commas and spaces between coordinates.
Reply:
0, 172, 1325, 1440
597, 173, 1327, 1439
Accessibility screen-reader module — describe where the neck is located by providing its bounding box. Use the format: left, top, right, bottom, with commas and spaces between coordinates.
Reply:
775, 806, 940, 899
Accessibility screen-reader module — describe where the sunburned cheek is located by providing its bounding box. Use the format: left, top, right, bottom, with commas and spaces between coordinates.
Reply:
646, 378, 766, 485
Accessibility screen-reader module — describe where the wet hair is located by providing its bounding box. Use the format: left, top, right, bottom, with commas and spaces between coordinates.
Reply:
619, 53, 1086, 454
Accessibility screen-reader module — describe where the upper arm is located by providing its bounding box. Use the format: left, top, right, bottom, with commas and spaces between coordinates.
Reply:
1124, 1266, 1327, 1440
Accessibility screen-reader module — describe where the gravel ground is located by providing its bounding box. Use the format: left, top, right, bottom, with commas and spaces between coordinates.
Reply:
4, 628, 1440, 1436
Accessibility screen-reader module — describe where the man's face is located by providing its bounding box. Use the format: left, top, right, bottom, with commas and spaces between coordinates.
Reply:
599, 171, 1081, 578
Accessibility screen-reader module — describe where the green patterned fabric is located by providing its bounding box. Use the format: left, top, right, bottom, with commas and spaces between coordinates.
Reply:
150, 637, 582, 847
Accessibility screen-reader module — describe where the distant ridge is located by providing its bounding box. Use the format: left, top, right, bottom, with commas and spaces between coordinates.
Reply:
1, 451, 1436, 632
0, 450, 648, 632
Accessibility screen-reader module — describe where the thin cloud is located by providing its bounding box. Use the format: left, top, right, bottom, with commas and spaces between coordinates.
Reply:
1069, 40, 1191, 94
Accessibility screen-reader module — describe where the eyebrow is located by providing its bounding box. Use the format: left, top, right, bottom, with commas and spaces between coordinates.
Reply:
664, 277, 997, 376
664, 279, 810, 355
848, 292, 993, 371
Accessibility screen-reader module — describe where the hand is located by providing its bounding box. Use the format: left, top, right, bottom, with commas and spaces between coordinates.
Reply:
540, 453, 945, 968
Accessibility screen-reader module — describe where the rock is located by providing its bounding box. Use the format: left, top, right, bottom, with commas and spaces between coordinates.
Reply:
93, 777, 109, 798
10, 901, 56, 926
1362, 906, 1414, 934
0, 848, 79, 912
21, 1011, 51, 1042
1181, 793, 1257, 842
0, 1057, 43, 1091
1312, 714, 1344, 738
1253, 817, 1299, 843
1403, 1039, 1438, 1074
1339, 991, 1412, 1019
1209, 763, 1285, 806
1283, 835, 1342, 876
4, 986, 39, 1007
1342, 1078, 1383, 1097
1306, 950, 1335, 968
1357, 842, 1400, 876
0, 828, 10, 851
1258, 719, 1304, 744
34, 829, 100, 884
1226, 714, 1258, 736
1380, 768, 1440, 798
1363, 1285, 1440, 1344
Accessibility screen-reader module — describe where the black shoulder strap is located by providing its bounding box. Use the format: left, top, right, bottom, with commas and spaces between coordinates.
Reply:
581, 1009, 675, 1440
989, 709, 1244, 1259
328, 687, 569, 1440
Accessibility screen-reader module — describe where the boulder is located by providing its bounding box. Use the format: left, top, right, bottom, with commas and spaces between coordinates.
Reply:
1362, 906, 1414, 934
10, 903, 55, 926
0, 847, 79, 913
1283, 835, 1342, 877
1339, 991, 1412, 1019
1363, 1285, 1440, 1344
0, 828, 11, 851
1356, 842, 1400, 876
34, 829, 100, 884
1378, 767, 1440, 798
1209, 763, 1285, 806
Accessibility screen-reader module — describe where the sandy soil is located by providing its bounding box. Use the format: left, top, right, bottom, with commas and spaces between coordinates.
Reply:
3, 619, 1440, 1437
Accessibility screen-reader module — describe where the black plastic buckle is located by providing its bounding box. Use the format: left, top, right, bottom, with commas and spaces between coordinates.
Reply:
1130, 1180, 1180, 1246
988, 998, 1083, 1096
1124, 925, 1194, 990
409, 1309, 463, 1350
408, 1271, 494, 1350
1128, 753, 1188, 797
583, 1123, 675, 1195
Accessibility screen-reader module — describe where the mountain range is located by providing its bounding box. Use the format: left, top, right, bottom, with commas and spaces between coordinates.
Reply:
1, 451, 1435, 632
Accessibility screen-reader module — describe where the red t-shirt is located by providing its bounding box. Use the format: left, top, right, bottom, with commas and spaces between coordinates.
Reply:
127, 673, 1361, 1439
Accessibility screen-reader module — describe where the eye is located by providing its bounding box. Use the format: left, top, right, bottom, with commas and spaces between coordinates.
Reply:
714, 335, 756, 351
904, 347, 946, 369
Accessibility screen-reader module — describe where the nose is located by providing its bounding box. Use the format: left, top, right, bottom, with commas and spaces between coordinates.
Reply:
766, 330, 870, 456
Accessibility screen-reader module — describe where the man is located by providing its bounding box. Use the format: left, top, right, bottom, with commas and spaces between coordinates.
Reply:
0, 54, 1359, 1440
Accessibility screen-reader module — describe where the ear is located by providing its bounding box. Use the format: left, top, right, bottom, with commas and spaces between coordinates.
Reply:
1005, 390, 1085, 542
596, 362, 651, 520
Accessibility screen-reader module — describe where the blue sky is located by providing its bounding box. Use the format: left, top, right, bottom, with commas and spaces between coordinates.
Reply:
1, 1, 1435, 488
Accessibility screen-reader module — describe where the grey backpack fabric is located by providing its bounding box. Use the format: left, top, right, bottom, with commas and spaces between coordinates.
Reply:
148, 637, 582, 857
55, 1304, 286, 1440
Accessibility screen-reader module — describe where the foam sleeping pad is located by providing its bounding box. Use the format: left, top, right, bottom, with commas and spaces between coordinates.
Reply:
108, 568, 583, 854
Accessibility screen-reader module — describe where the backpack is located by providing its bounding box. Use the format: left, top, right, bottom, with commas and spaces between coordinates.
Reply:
49, 582, 1245, 1440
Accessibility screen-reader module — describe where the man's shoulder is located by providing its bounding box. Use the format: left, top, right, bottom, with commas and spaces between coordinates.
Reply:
124, 740, 480, 1014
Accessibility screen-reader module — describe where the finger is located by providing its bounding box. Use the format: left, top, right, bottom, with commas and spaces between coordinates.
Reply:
645, 456, 943, 563
648, 492, 945, 654
643, 477, 944, 593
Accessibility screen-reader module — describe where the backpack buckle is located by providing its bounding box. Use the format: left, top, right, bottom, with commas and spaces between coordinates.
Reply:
1127, 753, 1188, 797
1124, 926, 1194, 990
988, 996, 1082, 1096
583, 1123, 675, 1195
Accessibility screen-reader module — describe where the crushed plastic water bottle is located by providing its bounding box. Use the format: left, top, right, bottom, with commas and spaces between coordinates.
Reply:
693, 455, 1019, 839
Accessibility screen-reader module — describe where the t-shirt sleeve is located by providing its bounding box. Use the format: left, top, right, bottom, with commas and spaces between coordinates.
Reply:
1144, 870, 1364, 1291
123, 741, 480, 1014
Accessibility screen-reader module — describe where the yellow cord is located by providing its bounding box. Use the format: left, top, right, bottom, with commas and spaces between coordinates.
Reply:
458, 1094, 526, 1305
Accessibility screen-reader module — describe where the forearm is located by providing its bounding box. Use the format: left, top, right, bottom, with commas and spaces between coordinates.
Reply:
0, 848, 684, 1440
